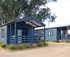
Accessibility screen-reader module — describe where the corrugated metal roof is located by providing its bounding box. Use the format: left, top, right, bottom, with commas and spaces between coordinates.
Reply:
35, 24, 70, 30
0, 16, 45, 27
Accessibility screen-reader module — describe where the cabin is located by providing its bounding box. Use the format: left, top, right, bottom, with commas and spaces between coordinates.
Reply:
0, 16, 45, 44
35, 25, 70, 41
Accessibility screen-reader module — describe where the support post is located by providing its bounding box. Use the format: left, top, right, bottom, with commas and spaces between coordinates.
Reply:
31, 20, 33, 44
15, 22, 16, 44
44, 26, 45, 43
67, 27, 68, 40
61, 28, 62, 40
24, 36, 25, 45
10, 24, 11, 44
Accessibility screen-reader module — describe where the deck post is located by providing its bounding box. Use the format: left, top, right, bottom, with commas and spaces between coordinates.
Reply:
31, 20, 33, 44
67, 26, 68, 40
10, 24, 11, 44
61, 28, 62, 40
44, 26, 45, 43
15, 22, 16, 44
24, 36, 25, 45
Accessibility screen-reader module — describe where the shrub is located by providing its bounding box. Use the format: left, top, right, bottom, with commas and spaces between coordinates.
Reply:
37, 43, 48, 47
14, 45, 18, 49
52, 39, 57, 42
0, 41, 2, 44
66, 40, 70, 43
0, 44, 1, 46
24, 45, 31, 48
1, 43, 6, 48
61, 40, 65, 42
37, 43, 43, 47
42, 43, 48, 46
45, 39, 49, 42
18, 45, 25, 49
6, 44, 17, 50
40, 39, 44, 42
66, 40, 68, 43
32, 43, 37, 48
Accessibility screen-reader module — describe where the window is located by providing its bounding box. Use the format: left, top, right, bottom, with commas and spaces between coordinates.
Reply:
48, 30, 53, 36
1, 29, 5, 38
61, 30, 66, 35
42, 31, 44, 35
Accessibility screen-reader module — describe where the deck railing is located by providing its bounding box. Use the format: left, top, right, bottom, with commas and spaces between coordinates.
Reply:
10, 36, 44, 44
61, 35, 67, 40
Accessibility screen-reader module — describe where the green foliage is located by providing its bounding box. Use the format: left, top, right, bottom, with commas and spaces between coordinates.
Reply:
42, 43, 48, 46
45, 39, 49, 42
37, 43, 48, 47
24, 45, 31, 48
52, 39, 57, 42
0, 41, 2, 44
32, 43, 37, 48
6, 44, 17, 50
18, 45, 25, 49
0, 41, 2, 46
37, 43, 43, 47
0, 0, 57, 25
2, 43, 48, 50
61, 40, 65, 42
40, 39, 44, 42
1, 43, 6, 48
66, 40, 70, 43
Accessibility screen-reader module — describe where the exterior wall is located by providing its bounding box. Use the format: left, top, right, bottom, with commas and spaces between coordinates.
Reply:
45, 29, 57, 40
35, 28, 57, 40
16, 22, 35, 43
0, 25, 7, 44
57, 28, 61, 40
35, 30, 44, 36
16, 22, 35, 36
61, 29, 67, 40
7, 24, 15, 44
7, 22, 35, 44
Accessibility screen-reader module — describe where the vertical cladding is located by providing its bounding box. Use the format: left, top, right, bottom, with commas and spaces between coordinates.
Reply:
16, 22, 35, 36
57, 28, 61, 40
7, 24, 15, 44
45, 29, 57, 40
7, 22, 35, 44
16, 22, 35, 43
0, 25, 7, 44
7, 25, 10, 44
35, 29, 57, 40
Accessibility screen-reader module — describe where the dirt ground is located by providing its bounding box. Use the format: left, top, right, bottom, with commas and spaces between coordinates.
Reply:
0, 42, 70, 57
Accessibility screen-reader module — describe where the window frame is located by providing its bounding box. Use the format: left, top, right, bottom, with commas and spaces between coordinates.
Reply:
1, 29, 5, 38
42, 31, 44, 35
48, 30, 53, 36
17, 28, 28, 36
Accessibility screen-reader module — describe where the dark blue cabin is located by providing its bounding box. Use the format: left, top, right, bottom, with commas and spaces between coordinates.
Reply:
0, 16, 45, 44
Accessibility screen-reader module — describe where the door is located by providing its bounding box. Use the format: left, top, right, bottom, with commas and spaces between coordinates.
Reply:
22, 29, 28, 43
17, 29, 28, 43
17, 29, 22, 43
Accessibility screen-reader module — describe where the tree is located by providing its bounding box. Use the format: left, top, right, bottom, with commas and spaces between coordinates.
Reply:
0, 0, 57, 25
47, 13, 57, 27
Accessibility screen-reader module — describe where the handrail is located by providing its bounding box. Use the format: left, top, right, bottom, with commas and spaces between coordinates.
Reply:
11, 36, 44, 37
10, 36, 44, 44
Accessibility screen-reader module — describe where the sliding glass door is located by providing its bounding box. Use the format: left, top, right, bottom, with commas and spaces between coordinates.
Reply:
17, 29, 22, 43
17, 29, 28, 43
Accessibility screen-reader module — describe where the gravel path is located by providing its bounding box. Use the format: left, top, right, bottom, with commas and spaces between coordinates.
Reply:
0, 42, 70, 57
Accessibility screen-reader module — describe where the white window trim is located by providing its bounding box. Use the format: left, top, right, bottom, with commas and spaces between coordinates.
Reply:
1, 29, 5, 38
48, 30, 53, 36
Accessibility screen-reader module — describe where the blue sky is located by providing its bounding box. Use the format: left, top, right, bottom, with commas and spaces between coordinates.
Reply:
44, 0, 70, 27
